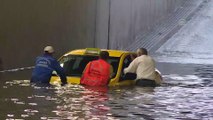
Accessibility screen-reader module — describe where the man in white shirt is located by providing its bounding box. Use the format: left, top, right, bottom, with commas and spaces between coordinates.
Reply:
124, 48, 159, 87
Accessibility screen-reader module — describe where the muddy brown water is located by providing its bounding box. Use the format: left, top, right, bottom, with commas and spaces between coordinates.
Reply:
0, 62, 213, 119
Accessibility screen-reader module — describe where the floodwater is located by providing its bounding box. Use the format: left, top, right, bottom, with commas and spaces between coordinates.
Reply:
0, 62, 213, 120
1, 0, 213, 119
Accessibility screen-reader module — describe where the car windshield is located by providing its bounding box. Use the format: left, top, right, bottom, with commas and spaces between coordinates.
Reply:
59, 55, 120, 78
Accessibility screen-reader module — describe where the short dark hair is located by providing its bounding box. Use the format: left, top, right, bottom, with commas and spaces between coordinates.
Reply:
100, 51, 109, 60
139, 48, 148, 55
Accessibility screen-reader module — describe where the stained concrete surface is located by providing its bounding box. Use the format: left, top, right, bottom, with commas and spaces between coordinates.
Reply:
153, 0, 213, 89
155, 0, 213, 65
0, 0, 183, 70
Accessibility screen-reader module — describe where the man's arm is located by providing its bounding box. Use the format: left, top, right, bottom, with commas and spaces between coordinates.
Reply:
110, 65, 114, 78
106, 65, 114, 85
53, 60, 67, 85
124, 58, 138, 74
82, 62, 91, 75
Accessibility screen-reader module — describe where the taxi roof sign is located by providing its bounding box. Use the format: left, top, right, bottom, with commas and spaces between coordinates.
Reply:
84, 48, 101, 55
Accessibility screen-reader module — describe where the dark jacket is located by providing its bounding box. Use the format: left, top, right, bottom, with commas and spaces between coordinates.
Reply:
31, 54, 67, 84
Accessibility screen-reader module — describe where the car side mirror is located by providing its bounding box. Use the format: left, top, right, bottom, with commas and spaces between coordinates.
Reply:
123, 73, 136, 80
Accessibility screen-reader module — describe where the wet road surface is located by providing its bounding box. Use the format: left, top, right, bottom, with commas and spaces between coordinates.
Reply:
0, 62, 213, 119
1, 0, 213, 119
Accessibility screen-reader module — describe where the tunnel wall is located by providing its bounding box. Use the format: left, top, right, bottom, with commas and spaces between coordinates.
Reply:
95, 0, 184, 49
0, 0, 183, 69
0, 0, 97, 69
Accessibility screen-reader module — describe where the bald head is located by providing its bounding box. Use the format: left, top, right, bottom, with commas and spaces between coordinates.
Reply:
136, 48, 148, 56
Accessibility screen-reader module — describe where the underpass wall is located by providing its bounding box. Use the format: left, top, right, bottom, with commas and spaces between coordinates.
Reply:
104, 0, 184, 49
0, 0, 183, 70
0, 0, 97, 69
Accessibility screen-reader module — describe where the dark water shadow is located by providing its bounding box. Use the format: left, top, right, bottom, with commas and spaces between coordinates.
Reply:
194, 65, 213, 87
107, 86, 156, 120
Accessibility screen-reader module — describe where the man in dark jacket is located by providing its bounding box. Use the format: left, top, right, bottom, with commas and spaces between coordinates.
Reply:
31, 46, 67, 85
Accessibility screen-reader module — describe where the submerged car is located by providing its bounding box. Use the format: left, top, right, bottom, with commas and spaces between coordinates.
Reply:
50, 48, 162, 86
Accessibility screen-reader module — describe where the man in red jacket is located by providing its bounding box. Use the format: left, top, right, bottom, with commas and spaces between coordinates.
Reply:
80, 51, 112, 86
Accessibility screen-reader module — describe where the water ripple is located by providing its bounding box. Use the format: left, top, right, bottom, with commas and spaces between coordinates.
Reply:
1, 66, 213, 119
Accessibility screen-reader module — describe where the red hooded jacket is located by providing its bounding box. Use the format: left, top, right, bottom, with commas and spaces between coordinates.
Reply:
80, 59, 111, 86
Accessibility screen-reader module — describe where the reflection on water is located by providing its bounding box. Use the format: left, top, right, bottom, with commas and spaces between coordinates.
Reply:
52, 85, 113, 119
0, 63, 213, 119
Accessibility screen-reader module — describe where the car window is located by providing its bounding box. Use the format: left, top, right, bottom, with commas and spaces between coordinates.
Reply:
123, 55, 132, 69
59, 55, 98, 76
59, 55, 119, 77
119, 54, 132, 81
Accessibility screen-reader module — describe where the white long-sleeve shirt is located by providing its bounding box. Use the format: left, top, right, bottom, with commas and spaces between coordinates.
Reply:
124, 55, 156, 81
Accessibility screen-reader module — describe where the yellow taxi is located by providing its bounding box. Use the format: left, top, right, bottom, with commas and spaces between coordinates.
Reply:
50, 48, 139, 86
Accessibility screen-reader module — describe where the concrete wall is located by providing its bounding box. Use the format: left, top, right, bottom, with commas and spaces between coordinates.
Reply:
0, 0, 183, 69
106, 0, 183, 49
0, 0, 97, 69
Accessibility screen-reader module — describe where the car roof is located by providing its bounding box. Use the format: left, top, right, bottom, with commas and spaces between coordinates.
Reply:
63, 48, 131, 57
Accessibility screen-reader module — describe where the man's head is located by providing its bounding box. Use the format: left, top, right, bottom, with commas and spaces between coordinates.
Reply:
44, 46, 54, 54
136, 48, 148, 56
99, 51, 109, 60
